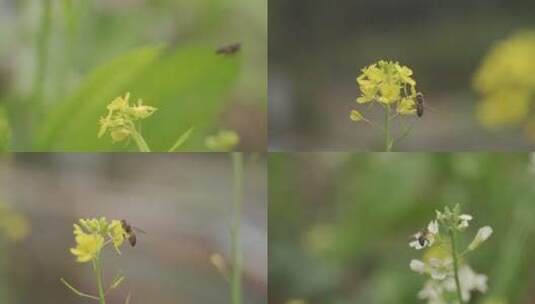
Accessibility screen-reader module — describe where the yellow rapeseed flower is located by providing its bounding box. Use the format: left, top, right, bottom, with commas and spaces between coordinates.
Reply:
98, 92, 157, 143
397, 98, 417, 115
70, 217, 128, 261
474, 30, 535, 138
108, 220, 127, 253
70, 233, 104, 263
353, 60, 421, 122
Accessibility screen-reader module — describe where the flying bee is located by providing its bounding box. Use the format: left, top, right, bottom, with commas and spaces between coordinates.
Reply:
415, 93, 425, 117
121, 219, 145, 247
216, 43, 241, 55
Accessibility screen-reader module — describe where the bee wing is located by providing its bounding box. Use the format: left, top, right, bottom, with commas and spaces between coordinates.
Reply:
132, 226, 146, 234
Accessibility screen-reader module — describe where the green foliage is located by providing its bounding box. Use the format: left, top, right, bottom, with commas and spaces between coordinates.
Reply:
37, 45, 240, 151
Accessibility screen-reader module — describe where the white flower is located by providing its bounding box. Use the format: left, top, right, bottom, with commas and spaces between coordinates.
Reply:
410, 259, 426, 274
447, 265, 488, 302
418, 280, 447, 304
468, 226, 493, 251
419, 265, 488, 303
457, 214, 473, 230
428, 220, 439, 234
428, 258, 453, 280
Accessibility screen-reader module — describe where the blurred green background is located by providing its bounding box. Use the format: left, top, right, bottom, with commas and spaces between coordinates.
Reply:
269, 153, 535, 303
0, 153, 266, 303
269, 0, 535, 150
0, 0, 266, 151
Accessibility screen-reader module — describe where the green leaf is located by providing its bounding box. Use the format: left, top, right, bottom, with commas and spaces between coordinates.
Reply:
37, 44, 240, 151
168, 127, 194, 152
37, 45, 162, 151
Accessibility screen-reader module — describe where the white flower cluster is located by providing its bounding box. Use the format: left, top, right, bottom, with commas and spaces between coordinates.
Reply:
409, 205, 493, 303
417, 265, 488, 304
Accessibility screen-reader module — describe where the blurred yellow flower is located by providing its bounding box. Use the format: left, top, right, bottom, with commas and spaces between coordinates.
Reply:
70, 233, 104, 263
205, 130, 240, 151
474, 30, 535, 138
98, 92, 157, 143
0, 203, 30, 241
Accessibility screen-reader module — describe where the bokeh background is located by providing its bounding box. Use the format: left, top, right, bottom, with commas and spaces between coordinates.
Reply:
0, 153, 266, 303
0, 0, 266, 151
269, 0, 535, 151
269, 153, 535, 303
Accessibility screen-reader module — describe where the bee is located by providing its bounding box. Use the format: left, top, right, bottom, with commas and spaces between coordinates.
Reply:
216, 43, 241, 55
121, 219, 145, 247
410, 227, 433, 249
416, 93, 425, 117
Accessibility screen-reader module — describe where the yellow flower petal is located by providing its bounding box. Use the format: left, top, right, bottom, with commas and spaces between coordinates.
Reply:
397, 98, 417, 115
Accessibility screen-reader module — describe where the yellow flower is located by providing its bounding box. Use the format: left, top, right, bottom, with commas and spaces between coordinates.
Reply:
128, 100, 157, 119
474, 30, 535, 138
2, 213, 30, 241
353, 60, 421, 115
99, 92, 157, 142
476, 89, 530, 128
205, 130, 240, 151
107, 93, 130, 112
71, 217, 127, 260
110, 127, 131, 142
108, 220, 127, 253
396, 65, 416, 86
70, 233, 104, 263
397, 98, 417, 115
379, 83, 401, 104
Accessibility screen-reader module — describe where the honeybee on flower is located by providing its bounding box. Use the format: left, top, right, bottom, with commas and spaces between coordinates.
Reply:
409, 220, 439, 250
63, 217, 133, 303
351, 60, 425, 151
409, 204, 493, 304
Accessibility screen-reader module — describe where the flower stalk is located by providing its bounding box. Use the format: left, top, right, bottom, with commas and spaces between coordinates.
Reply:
384, 105, 392, 151
230, 152, 243, 304
449, 229, 464, 304
94, 257, 107, 304
130, 129, 151, 152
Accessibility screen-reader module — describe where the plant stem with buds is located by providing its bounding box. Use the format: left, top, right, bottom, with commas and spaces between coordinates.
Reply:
449, 229, 464, 304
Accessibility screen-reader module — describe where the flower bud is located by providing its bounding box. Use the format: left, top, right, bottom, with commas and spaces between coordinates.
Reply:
468, 226, 493, 251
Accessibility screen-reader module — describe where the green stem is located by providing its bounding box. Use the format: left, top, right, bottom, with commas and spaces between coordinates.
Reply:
384, 105, 392, 152
230, 152, 243, 304
131, 129, 151, 152
32, 0, 52, 111
449, 229, 464, 304
93, 257, 106, 304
